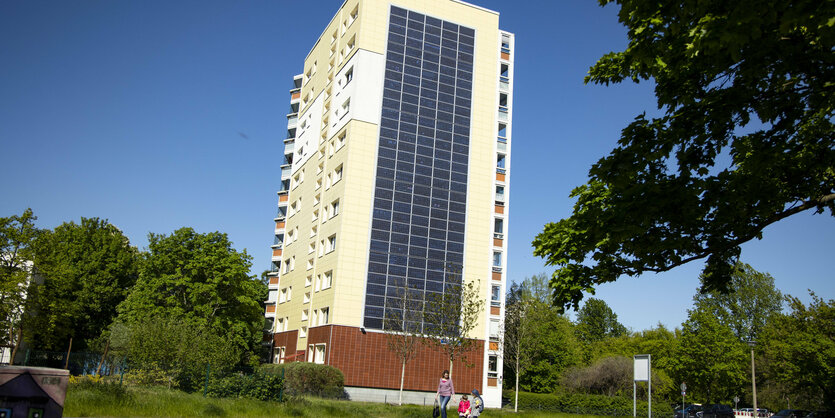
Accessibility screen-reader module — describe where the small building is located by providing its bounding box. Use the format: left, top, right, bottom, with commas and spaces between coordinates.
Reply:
0, 366, 69, 418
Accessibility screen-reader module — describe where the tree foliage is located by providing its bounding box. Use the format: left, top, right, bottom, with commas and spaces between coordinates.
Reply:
533, 0, 835, 311
693, 262, 782, 342
671, 304, 747, 404
117, 227, 265, 367
0, 209, 39, 356
575, 297, 628, 344
29, 217, 139, 350
422, 276, 484, 378
760, 292, 834, 410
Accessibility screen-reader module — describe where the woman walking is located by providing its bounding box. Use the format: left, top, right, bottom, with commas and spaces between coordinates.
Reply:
436, 370, 455, 418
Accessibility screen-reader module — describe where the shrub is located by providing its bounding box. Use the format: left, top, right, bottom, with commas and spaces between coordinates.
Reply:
506, 390, 669, 417
259, 362, 344, 398
68, 375, 129, 400
206, 372, 284, 402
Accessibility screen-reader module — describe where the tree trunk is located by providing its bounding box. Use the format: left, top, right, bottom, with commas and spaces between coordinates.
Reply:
64, 337, 73, 369
399, 361, 405, 405
95, 339, 110, 376
515, 357, 520, 412
449, 359, 454, 381
10, 327, 22, 365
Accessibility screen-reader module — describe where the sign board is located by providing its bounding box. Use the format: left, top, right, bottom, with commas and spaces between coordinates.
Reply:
634, 355, 650, 382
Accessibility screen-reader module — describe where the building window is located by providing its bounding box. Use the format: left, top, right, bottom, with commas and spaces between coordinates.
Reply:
322, 270, 333, 290
329, 199, 340, 218
310, 225, 318, 238
340, 98, 351, 119
274, 346, 285, 364
495, 185, 505, 202
489, 319, 500, 341
497, 154, 506, 170
498, 123, 507, 139
279, 288, 288, 303
326, 234, 337, 253
301, 309, 309, 321
493, 251, 502, 268
304, 292, 311, 304
333, 165, 343, 184
336, 131, 346, 150
300, 326, 307, 338
345, 67, 354, 85
494, 218, 504, 238
305, 275, 312, 287
319, 307, 329, 326
315, 274, 321, 292
488, 355, 499, 378
310, 343, 326, 364
491, 285, 501, 307
307, 258, 314, 270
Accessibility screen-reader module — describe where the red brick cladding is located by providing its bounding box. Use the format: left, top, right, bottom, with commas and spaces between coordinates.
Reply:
307, 324, 483, 394
272, 330, 304, 361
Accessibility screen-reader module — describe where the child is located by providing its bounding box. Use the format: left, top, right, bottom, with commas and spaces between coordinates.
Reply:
458, 394, 470, 418
470, 390, 484, 417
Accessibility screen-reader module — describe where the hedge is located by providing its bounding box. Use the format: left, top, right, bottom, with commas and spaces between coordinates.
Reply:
259, 362, 344, 398
206, 372, 284, 402
505, 390, 670, 417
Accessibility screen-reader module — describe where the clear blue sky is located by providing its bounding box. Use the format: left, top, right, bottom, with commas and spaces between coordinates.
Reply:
2, 0, 832, 332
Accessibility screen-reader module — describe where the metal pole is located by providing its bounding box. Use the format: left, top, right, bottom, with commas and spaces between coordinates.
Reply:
648, 355, 652, 418
751, 345, 757, 417
633, 381, 637, 417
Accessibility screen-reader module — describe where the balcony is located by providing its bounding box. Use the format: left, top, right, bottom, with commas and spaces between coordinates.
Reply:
283, 141, 295, 154
281, 165, 291, 179
290, 87, 301, 102
499, 76, 510, 91
287, 115, 298, 127
497, 141, 507, 153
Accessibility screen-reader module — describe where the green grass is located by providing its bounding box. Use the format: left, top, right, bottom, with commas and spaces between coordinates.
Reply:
64, 384, 603, 417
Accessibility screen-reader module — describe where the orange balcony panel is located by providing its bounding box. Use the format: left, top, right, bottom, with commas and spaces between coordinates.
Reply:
491, 306, 501, 316
493, 238, 503, 247
495, 205, 504, 214
501, 52, 510, 60
496, 172, 506, 182
279, 195, 289, 202
291, 92, 301, 100
266, 305, 276, 313
272, 249, 283, 257
488, 377, 498, 387
492, 271, 502, 281
489, 341, 499, 351
275, 221, 285, 229
269, 276, 279, 285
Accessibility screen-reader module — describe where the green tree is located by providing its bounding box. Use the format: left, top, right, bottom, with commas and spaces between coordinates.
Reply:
422, 275, 484, 379
575, 297, 628, 344
0, 209, 40, 360
672, 304, 747, 404
29, 217, 139, 350
760, 292, 834, 410
382, 282, 423, 406
503, 276, 541, 411
117, 227, 265, 367
533, 0, 835, 312
505, 275, 582, 393
693, 262, 782, 342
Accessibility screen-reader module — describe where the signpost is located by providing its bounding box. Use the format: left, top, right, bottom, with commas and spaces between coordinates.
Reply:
634, 354, 651, 418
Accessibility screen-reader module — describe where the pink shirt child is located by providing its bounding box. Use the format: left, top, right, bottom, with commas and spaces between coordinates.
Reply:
458, 399, 470, 415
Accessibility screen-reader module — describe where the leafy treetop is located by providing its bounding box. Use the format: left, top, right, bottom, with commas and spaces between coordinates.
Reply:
534, 0, 835, 311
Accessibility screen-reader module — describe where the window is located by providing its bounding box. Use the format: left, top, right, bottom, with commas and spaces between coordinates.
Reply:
493, 251, 502, 268
316, 178, 323, 190
491, 285, 501, 306
340, 98, 351, 119
318, 239, 325, 256
348, 5, 358, 25
305, 275, 312, 287
300, 326, 307, 338
322, 271, 333, 290
330, 30, 337, 44
307, 258, 314, 270
301, 309, 309, 321
345, 67, 354, 85
329, 199, 341, 218
311, 210, 319, 223
317, 162, 324, 175
304, 292, 311, 304
289, 256, 296, 271
495, 185, 505, 202
498, 123, 507, 139
326, 234, 337, 253
311, 343, 326, 364
310, 225, 318, 238
489, 319, 500, 340
488, 355, 499, 378
276, 317, 285, 332
333, 165, 343, 184
315, 274, 321, 292
279, 288, 288, 303
286, 286, 292, 301
313, 193, 321, 206
319, 307, 329, 326
336, 131, 346, 150
497, 154, 506, 169
344, 36, 355, 57
494, 218, 504, 238
274, 346, 285, 364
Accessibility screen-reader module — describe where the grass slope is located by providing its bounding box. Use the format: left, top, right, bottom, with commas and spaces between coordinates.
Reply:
65, 385, 600, 417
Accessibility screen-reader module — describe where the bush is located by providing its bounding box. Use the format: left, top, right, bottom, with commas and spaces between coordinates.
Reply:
258, 362, 344, 398
206, 372, 284, 402
68, 375, 129, 400
505, 390, 669, 417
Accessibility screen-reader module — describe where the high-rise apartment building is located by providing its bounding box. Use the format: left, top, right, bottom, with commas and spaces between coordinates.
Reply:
265, 0, 513, 407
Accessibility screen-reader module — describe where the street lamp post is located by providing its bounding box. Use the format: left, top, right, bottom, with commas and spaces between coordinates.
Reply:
748, 341, 757, 417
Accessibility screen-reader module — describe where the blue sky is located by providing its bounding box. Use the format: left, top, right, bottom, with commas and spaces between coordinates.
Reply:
1, 0, 832, 332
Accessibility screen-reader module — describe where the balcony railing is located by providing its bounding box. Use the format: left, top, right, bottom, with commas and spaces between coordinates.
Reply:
287, 115, 298, 127
499, 76, 510, 91
281, 165, 291, 179
498, 109, 508, 123
283, 141, 295, 154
